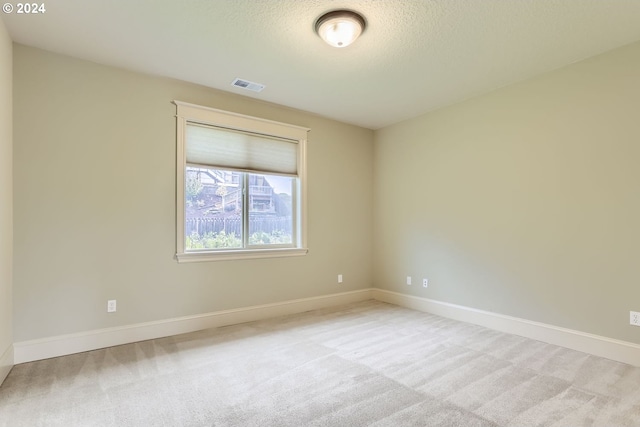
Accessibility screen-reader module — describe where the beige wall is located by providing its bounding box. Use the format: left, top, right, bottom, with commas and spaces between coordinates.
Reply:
12, 37, 640, 348
13, 45, 373, 342
374, 41, 640, 343
0, 18, 13, 378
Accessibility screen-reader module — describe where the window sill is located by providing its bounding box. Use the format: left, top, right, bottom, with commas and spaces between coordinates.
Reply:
176, 247, 308, 263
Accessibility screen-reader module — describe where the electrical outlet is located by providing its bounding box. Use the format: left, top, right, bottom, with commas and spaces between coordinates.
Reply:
423, 278, 429, 288
107, 300, 117, 313
338, 274, 343, 283
406, 276, 412, 285
630, 311, 640, 326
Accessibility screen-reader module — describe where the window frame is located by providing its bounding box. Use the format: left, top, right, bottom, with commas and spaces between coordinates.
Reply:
174, 101, 309, 263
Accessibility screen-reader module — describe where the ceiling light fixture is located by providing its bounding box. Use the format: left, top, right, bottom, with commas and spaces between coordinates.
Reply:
315, 10, 366, 48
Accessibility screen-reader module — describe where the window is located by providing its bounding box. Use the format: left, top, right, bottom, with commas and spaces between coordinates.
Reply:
175, 101, 309, 262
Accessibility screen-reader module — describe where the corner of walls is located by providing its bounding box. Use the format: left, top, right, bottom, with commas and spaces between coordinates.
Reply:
0, 345, 13, 384
0, 17, 14, 385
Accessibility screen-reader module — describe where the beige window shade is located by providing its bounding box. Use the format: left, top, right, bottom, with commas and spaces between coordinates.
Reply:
186, 123, 298, 176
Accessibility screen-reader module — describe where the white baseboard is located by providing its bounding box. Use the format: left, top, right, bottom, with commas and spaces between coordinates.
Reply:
373, 289, 640, 367
0, 344, 13, 385
15, 287, 639, 367
14, 289, 374, 364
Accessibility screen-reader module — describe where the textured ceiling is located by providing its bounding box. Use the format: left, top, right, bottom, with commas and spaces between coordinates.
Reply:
3, 0, 640, 129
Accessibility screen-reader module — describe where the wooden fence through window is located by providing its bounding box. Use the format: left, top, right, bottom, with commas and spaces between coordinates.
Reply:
186, 216, 292, 237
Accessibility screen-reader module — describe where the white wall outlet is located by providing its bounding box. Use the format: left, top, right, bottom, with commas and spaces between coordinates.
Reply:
107, 299, 117, 313
630, 311, 640, 326
423, 278, 429, 288
338, 274, 343, 283
406, 276, 412, 285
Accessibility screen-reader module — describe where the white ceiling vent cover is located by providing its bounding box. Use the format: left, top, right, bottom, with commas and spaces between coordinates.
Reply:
231, 78, 265, 92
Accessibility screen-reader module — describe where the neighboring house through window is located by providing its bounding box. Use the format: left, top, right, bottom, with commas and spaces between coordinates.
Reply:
174, 101, 309, 262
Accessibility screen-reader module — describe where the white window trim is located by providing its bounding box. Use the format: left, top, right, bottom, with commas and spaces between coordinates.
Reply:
174, 101, 309, 262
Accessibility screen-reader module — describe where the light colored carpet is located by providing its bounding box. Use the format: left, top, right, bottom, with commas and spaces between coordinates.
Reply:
1, 300, 640, 426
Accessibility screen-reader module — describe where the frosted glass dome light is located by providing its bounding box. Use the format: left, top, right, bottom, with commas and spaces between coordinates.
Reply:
315, 10, 366, 48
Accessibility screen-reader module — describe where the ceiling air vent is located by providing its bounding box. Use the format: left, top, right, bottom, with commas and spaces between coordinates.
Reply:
231, 78, 265, 92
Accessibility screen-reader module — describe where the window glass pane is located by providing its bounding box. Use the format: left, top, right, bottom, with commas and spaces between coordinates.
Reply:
248, 174, 294, 246
185, 167, 243, 250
